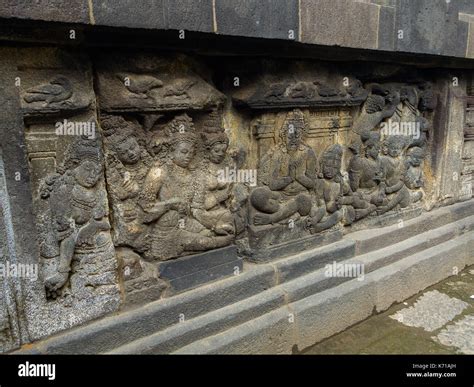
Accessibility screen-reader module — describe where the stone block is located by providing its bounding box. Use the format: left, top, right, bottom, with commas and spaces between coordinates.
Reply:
300, 0, 380, 49
159, 245, 242, 295
166, 0, 214, 32
215, 0, 298, 40
0, 0, 89, 24
92, 0, 166, 29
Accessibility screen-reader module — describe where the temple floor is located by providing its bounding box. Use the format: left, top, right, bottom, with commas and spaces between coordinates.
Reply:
302, 265, 474, 354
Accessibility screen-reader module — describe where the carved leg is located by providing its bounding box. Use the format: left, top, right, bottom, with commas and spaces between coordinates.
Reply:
183, 233, 234, 252
307, 206, 325, 229
45, 235, 75, 294
377, 187, 410, 214
253, 200, 298, 225
309, 211, 342, 234
354, 204, 377, 220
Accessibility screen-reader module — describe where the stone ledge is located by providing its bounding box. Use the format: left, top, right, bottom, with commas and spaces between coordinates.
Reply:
0, 0, 473, 59
14, 200, 474, 354
175, 232, 474, 353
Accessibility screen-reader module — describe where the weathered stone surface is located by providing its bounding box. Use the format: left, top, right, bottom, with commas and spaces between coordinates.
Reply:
92, 0, 167, 29
108, 286, 286, 354
300, 0, 380, 49
378, 4, 396, 51
390, 290, 469, 331
0, 48, 39, 351
176, 306, 298, 354
159, 246, 242, 295
166, 0, 214, 32
13, 200, 474, 354
274, 239, 355, 283
175, 228, 474, 354
215, 0, 298, 40
396, 0, 468, 58
14, 264, 276, 353
0, 19, 473, 354
0, 0, 89, 24
435, 314, 474, 354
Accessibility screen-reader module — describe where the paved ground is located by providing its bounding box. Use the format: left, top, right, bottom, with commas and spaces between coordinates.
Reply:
302, 265, 474, 354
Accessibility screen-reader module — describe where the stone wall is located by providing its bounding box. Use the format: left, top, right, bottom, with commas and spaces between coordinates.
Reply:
2, 0, 474, 59
0, 2, 473, 353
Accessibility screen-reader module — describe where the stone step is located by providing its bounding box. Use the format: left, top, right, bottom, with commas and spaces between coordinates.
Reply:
348, 200, 474, 255
107, 214, 474, 354
14, 200, 474, 354
174, 231, 474, 354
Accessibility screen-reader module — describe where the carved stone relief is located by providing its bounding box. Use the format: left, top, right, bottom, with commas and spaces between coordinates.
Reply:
233, 68, 437, 259
12, 50, 452, 337
17, 50, 121, 341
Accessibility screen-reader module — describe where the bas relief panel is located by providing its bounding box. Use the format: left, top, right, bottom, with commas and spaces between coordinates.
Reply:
19, 53, 441, 314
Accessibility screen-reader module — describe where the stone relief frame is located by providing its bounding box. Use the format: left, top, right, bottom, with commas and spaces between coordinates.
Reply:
0, 48, 470, 350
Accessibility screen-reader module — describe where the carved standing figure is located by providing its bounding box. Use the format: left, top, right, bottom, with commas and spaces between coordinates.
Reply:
102, 115, 153, 252
192, 127, 235, 236
40, 138, 112, 298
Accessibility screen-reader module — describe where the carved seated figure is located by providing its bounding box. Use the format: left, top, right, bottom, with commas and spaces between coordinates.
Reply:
139, 115, 233, 261
102, 115, 152, 252
308, 144, 376, 234
192, 130, 235, 236
348, 131, 385, 215
41, 139, 112, 297
307, 144, 346, 233
377, 135, 413, 214
404, 146, 425, 202
250, 109, 315, 226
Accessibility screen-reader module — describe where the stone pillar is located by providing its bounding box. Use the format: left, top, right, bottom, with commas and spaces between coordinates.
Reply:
0, 48, 38, 350
434, 74, 467, 205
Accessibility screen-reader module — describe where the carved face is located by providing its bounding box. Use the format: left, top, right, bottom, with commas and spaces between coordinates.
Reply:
387, 143, 403, 158
408, 148, 424, 167
365, 140, 380, 160
383, 137, 405, 158
400, 87, 417, 106
116, 137, 141, 165
323, 157, 341, 180
209, 142, 228, 164
285, 125, 303, 151
171, 141, 195, 168
73, 160, 102, 188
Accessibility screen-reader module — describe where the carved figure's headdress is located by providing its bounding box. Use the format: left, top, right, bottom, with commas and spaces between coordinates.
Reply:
365, 94, 385, 114
61, 136, 103, 172
165, 113, 198, 147
101, 115, 137, 150
202, 110, 224, 133
279, 109, 307, 143
321, 144, 343, 164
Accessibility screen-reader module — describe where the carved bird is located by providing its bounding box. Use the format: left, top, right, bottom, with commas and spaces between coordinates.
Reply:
345, 79, 363, 96
117, 73, 163, 99
264, 83, 287, 99
163, 79, 196, 99
23, 76, 73, 105
313, 81, 342, 97
287, 82, 316, 99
